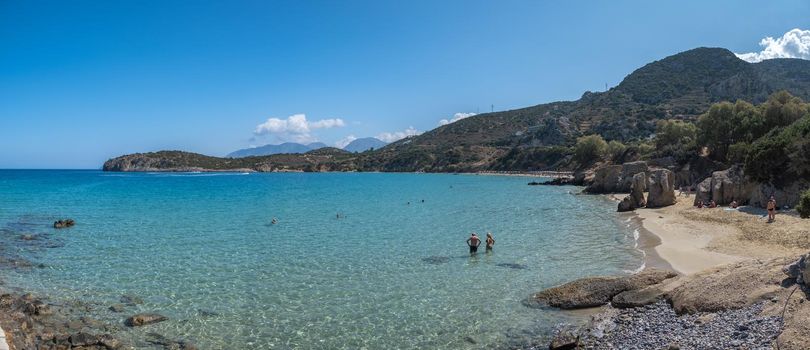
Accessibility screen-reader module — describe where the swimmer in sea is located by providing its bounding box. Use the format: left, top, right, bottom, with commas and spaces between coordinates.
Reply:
485, 232, 495, 252
271, 217, 278, 225
466, 233, 481, 255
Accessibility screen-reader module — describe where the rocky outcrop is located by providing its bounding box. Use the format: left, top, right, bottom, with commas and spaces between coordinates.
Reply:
586, 162, 649, 194
646, 169, 676, 208
749, 181, 810, 209
124, 313, 168, 327
669, 258, 789, 314
585, 165, 623, 193
525, 269, 676, 309
0, 292, 123, 349
694, 165, 754, 206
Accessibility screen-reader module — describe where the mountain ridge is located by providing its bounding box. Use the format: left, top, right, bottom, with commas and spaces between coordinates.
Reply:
104, 47, 810, 173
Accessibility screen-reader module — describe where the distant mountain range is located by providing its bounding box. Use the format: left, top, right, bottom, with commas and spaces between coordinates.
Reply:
227, 138, 387, 158
105, 47, 810, 173
227, 142, 328, 158
343, 137, 388, 153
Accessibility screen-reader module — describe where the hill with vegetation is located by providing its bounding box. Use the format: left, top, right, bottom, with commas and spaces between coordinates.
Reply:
104, 47, 810, 174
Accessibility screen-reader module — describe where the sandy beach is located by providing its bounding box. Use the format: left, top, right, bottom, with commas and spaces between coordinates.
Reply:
635, 198, 808, 275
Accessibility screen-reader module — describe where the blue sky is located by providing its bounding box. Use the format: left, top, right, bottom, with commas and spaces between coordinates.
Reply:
1, 0, 809, 168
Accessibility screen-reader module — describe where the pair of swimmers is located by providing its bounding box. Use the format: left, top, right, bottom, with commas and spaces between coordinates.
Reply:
466, 232, 495, 254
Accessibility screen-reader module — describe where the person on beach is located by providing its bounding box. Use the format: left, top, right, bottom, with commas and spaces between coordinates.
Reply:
730, 199, 738, 209
767, 196, 777, 222
697, 200, 704, 208
466, 233, 481, 254
485, 232, 495, 252
709, 200, 717, 208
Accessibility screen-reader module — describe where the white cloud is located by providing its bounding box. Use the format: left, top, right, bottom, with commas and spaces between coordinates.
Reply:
376, 127, 421, 143
253, 114, 345, 143
439, 112, 477, 126
335, 135, 357, 149
735, 28, 810, 63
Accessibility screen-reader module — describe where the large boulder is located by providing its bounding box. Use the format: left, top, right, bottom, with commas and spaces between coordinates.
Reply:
617, 197, 634, 212
619, 161, 649, 190
630, 172, 646, 206
782, 254, 809, 286
710, 165, 754, 205
693, 177, 713, 206
617, 172, 647, 212
585, 165, 622, 193
647, 169, 676, 208
525, 269, 676, 309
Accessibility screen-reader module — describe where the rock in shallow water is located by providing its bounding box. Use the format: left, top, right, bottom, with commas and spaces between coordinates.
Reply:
526, 269, 677, 309
125, 313, 168, 327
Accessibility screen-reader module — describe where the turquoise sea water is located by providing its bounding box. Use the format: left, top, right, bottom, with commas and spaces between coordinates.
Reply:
0, 170, 642, 349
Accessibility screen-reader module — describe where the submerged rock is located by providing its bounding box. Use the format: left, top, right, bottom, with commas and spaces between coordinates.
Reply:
109, 303, 126, 313
125, 313, 168, 327
53, 219, 75, 229
421, 256, 450, 265
120, 294, 144, 305
145, 332, 198, 350
526, 269, 677, 309
496, 263, 528, 270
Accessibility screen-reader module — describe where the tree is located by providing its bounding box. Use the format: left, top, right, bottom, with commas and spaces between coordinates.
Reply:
654, 120, 697, 163
696, 102, 737, 161
761, 90, 808, 130
573, 135, 607, 163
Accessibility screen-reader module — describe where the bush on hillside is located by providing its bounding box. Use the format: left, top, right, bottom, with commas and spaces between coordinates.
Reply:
797, 189, 810, 219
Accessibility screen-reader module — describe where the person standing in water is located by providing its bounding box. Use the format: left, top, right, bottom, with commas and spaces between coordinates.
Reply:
466, 233, 481, 255
485, 232, 495, 252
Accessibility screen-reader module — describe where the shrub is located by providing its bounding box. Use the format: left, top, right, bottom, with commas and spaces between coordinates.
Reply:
606, 140, 627, 161
797, 189, 810, 219
574, 135, 607, 163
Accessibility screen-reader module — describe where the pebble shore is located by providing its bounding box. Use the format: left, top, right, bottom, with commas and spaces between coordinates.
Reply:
543, 301, 783, 350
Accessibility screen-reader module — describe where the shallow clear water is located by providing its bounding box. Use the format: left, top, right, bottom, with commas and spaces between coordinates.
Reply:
0, 170, 642, 349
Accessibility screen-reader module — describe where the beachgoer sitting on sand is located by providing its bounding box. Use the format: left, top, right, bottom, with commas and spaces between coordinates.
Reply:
485, 232, 495, 252
697, 200, 704, 208
466, 233, 481, 254
709, 200, 717, 208
730, 199, 738, 209
767, 196, 777, 222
